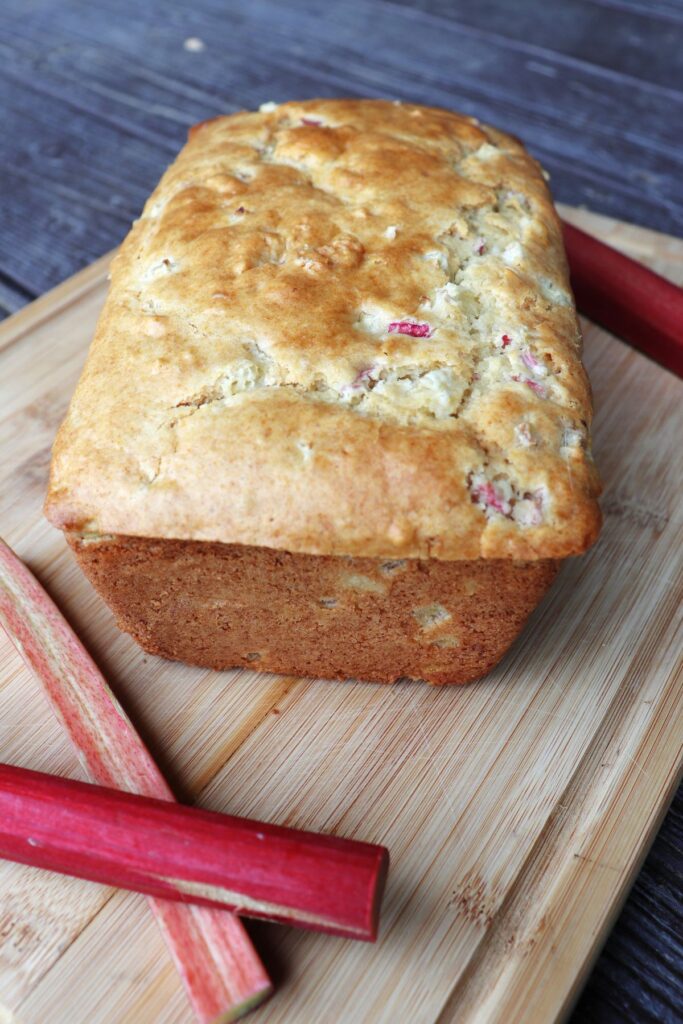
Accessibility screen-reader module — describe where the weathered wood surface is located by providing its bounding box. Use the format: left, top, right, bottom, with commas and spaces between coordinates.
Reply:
0, 207, 681, 1023
0, 0, 682, 321
0, 0, 681, 1018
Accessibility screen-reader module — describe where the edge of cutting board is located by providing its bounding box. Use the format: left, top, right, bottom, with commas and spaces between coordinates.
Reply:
0, 251, 114, 356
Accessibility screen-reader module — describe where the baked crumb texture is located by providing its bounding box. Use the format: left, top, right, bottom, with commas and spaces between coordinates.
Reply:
46, 98, 601, 562
68, 534, 560, 685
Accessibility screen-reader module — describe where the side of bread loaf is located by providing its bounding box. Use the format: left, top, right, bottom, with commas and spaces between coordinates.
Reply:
67, 534, 559, 685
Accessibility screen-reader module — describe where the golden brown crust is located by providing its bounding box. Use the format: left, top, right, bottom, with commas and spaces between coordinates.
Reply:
46, 99, 601, 559
68, 533, 560, 685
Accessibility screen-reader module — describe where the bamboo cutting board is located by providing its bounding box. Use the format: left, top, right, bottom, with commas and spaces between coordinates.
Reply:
0, 207, 681, 1024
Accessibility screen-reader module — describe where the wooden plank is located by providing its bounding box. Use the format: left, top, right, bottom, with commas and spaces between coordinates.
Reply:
0, 274, 34, 319
0, 208, 680, 1023
0, 0, 681, 313
0, 251, 112, 357
383, 0, 683, 87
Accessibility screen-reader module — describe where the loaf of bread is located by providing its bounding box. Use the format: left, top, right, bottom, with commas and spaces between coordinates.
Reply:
45, 98, 601, 684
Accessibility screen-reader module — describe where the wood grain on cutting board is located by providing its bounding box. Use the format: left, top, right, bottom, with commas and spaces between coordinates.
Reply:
0, 207, 681, 1024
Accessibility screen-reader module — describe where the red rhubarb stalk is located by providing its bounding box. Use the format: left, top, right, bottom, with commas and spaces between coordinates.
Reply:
0, 538, 271, 1022
562, 219, 683, 379
0, 763, 388, 940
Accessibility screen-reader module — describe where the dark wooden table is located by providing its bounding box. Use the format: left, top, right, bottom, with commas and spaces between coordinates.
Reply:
1, 1, 681, 1020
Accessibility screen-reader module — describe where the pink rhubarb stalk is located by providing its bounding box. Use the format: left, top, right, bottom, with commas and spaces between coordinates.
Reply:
562, 219, 683, 379
0, 539, 271, 1023
0, 762, 389, 940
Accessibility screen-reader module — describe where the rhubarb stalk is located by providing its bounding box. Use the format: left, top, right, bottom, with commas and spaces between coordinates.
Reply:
562, 219, 683, 379
0, 538, 271, 1022
0, 762, 389, 940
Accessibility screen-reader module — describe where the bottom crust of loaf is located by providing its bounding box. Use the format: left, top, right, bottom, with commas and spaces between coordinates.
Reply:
67, 535, 559, 685
68, 532, 561, 684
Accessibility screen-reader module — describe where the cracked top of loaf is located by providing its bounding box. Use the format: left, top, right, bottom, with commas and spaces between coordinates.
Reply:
46, 98, 601, 560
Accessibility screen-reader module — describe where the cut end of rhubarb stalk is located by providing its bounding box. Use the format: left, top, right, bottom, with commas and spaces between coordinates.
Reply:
224, 993, 272, 1023
367, 847, 390, 942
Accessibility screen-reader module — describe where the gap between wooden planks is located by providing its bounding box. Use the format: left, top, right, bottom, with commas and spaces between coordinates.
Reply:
0, 206, 681, 1024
